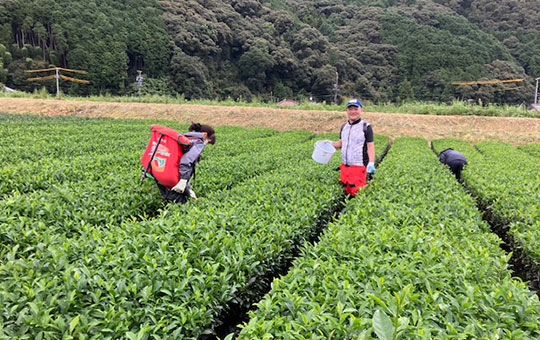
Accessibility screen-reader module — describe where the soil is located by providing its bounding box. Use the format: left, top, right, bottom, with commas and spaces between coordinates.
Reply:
2, 97, 539, 145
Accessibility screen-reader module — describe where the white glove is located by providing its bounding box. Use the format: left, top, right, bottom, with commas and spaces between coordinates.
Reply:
172, 179, 187, 193
189, 189, 197, 200
367, 162, 375, 174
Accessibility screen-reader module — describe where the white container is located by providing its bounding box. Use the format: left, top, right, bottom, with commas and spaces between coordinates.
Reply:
312, 140, 336, 164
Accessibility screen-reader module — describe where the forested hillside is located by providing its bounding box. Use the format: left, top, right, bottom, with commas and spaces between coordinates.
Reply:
0, 0, 537, 104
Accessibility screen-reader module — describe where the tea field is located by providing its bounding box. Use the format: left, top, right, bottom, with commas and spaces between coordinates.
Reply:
1, 113, 539, 339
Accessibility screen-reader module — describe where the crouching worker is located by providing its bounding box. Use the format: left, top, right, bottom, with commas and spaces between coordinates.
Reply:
439, 148, 467, 180
141, 122, 216, 204
329, 98, 376, 197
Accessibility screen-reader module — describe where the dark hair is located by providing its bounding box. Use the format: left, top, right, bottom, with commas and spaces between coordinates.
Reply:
189, 122, 216, 145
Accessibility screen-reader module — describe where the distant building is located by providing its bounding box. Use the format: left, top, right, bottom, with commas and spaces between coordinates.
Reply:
276, 99, 298, 106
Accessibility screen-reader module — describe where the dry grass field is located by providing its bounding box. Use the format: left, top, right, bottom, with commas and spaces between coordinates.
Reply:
2, 97, 539, 144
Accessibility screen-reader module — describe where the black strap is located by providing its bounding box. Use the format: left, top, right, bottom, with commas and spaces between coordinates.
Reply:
340, 122, 346, 140
192, 162, 197, 181
141, 133, 164, 181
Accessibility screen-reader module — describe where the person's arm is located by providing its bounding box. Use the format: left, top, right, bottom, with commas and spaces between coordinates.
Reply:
172, 141, 205, 193
332, 123, 346, 149
179, 141, 205, 180
365, 125, 376, 173
367, 142, 375, 163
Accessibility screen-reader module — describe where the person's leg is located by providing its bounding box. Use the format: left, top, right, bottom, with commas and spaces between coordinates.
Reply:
156, 182, 188, 203
339, 163, 350, 194
172, 192, 189, 204
448, 161, 464, 180
156, 182, 169, 198
347, 166, 367, 197
455, 163, 463, 180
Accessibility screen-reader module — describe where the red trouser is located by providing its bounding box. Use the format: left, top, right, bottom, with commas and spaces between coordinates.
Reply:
339, 163, 367, 196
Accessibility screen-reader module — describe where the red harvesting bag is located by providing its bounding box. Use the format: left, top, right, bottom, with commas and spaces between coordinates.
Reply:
141, 125, 191, 188
339, 163, 367, 197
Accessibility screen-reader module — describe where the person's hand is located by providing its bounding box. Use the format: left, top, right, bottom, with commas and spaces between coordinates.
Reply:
189, 189, 197, 200
324, 140, 337, 148
172, 179, 187, 193
367, 162, 375, 174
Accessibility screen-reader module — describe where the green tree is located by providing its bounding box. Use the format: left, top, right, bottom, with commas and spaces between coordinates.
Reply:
238, 40, 276, 92
398, 80, 415, 101
311, 64, 336, 101
272, 81, 292, 100
170, 49, 210, 99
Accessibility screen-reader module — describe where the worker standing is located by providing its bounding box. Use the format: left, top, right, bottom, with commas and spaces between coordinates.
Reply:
156, 123, 216, 203
330, 98, 375, 196
439, 148, 467, 180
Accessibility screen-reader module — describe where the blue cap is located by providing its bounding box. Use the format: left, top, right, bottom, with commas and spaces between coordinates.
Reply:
346, 98, 363, 108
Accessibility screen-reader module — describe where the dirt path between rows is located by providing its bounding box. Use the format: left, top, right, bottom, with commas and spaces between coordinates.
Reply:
2, 97, 539, 144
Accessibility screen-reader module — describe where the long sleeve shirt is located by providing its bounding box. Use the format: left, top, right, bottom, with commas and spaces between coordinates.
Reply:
439, 148, 467, 165
179, 132, 206, 180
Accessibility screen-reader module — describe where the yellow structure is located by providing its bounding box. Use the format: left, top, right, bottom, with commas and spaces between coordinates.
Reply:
451, 79, 524, 85
25, 67, 90, 96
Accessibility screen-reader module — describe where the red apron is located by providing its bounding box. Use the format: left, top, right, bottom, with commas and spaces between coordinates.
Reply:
339, 163, 367, 196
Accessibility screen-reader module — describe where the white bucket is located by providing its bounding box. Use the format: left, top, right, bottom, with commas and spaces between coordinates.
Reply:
312, 140, 336, 164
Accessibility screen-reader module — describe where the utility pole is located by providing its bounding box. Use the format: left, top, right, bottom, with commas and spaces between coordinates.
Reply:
55, 67, 59, 97
136, 70, 143, 96
26, 67, 89, 97
333, 71, 339, 103
535, 77, 539, 105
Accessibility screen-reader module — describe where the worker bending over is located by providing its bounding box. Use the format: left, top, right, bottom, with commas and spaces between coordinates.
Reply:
156, 123, 216, 203
439, 148, 467, 180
